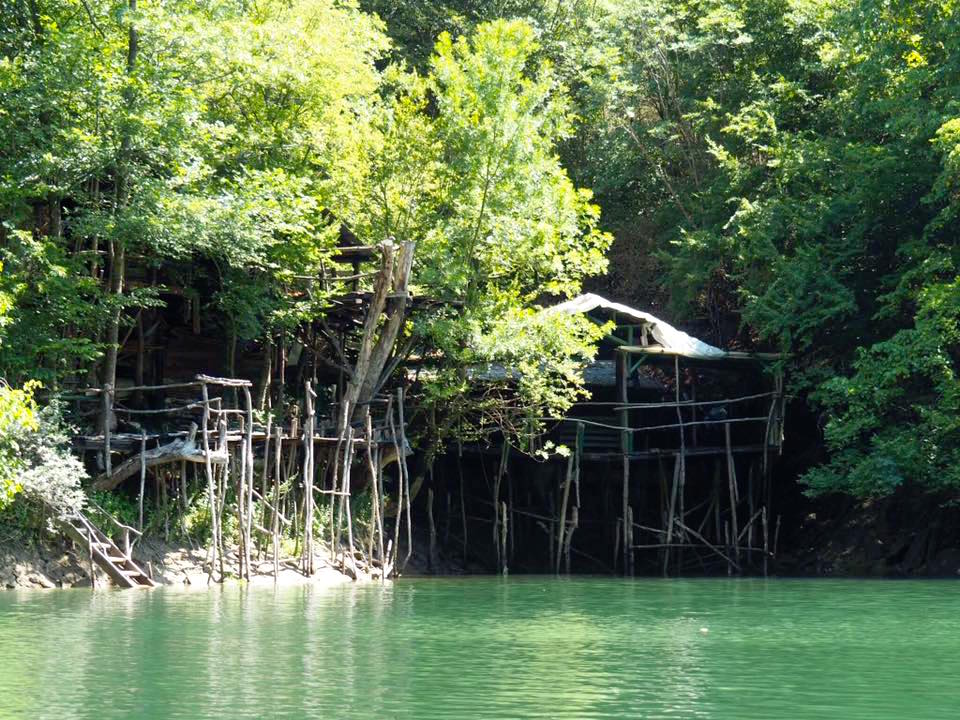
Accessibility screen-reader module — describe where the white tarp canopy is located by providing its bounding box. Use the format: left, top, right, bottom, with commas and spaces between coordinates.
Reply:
548, 293, 726, 359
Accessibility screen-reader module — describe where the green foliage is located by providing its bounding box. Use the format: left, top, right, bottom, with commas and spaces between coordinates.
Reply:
15, 0, 959, 503
181, 495, 214, 544
0, 381, 38, 508
0, 0, 390, 383
336, 18, 612, 449
0, 392, 85, 517
804, 274, 960, 495
87, 490, 139, 532
522, 0, 960, 496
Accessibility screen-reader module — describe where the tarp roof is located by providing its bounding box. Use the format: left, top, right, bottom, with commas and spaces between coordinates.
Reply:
549, 293, 727, 360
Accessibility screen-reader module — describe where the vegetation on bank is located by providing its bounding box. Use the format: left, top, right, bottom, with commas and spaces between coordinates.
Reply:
0, 0, 957, 519
363, 0, 960, 498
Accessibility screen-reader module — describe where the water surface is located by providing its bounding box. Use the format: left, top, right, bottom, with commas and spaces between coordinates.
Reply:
1, 577, 957, 719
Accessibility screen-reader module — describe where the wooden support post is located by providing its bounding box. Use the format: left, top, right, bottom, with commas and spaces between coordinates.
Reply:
364, 410, 384, 574
493, 441, 508, 572
725, 422, 740, 570
507, 471, 514, 562
179, 461, 188, 513
302, 381, 316, 576
342, 429, 356, 574
428, 487, 437, 574
567, 422, 583, 576
273, 426, 282, 582
398, 387, 413, 574
774, 514, 781, 559
762, 505, 769, 578
102, 385, 113, 476
613, 517, 621, 571
564, 506, 578, 575
388, 398, 404, 577
616, 350, 632, 577
663, 453, 681, 577
548, 473, 556, 572
259, 414, 273, 560
87, 528, 96, 591
216, 417, 227, 580
138, 430, 146, 532
500, 500, 508, 577
328, 400, 349, 564
458, 440, 467, 564
556, 452, 573, 575
673, 356, 686, 574
747, 461, 755, 566
377, 443, 386, 580
236, 415, 247, 579
724, 520, 732, 577
200, 381, 219, 583
242, 386, 255, 580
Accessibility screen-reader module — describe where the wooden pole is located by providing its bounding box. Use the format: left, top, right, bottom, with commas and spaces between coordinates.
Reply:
564, 506, 578, 575
725, 422, 740, 570
328, 400, 349, 563
387, 397, 404, 577
674, 355, 686, 573
556, 452, 573, 575
662, 453, 680, 577
458, 440, 467, 564
200, 383, 217, 583
613, 517, 621, 571
500, 500, 508, 577
343, 429, 356, 574
428, 487, 437, 574
86, 527, 96, 591
617, 350, 631, 577
179, 460, 188, 513
200, 383, 218, 583
748, 461, 755, 566
138, 429, 146, 531
493, 440, 507, 572
376, 441, 386, 580
398, 387, 413, 574
364, 410, 384, 573
259, 414, 273, 560
273, 426, 282, 582
774, 514, 781, 559
762, 505, 769, 578
236, 415, 247, 580
724, 520, 732, 577
242, 386, 255, 580
302, 381, 315, 575
102, 384, 113, 476
216, 416, 227, 580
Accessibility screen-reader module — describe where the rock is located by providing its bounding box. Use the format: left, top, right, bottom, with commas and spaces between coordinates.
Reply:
19, 571, 56, 589
929, 548, 960, 577
184, 571, 209, 586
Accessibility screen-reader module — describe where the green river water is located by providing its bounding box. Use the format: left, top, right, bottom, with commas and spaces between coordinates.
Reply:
1, 577, 958, 719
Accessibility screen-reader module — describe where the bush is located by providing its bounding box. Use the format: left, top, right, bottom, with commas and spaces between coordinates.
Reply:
0, 391, 86, 522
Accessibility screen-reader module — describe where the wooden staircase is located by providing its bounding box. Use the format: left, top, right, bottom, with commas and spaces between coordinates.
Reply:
60, 510, 157, 589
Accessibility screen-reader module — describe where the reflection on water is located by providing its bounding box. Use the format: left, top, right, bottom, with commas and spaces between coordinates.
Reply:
1, 577, 959, 719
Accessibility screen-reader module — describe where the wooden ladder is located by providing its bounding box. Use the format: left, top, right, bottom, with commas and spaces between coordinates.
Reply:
60, 510, 157, 589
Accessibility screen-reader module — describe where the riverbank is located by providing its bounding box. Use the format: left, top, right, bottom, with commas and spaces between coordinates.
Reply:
0, 525, 366, 590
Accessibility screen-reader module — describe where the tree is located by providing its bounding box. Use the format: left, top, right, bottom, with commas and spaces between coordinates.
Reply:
0, 0, 390, 393
338, 19, 611, 452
